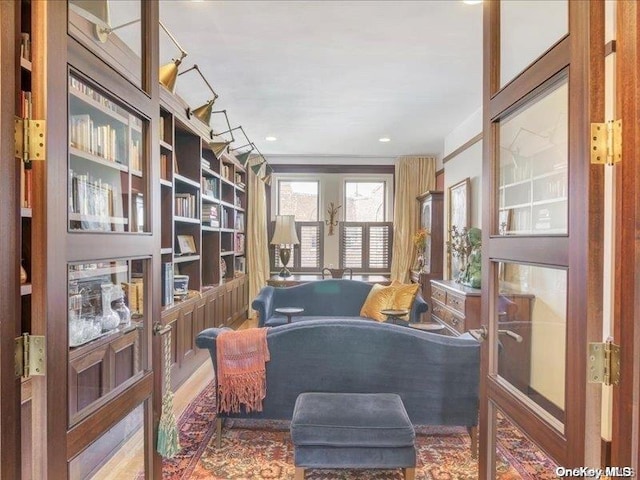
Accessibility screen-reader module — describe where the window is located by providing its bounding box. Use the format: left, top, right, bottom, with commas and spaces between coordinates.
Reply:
277, 180, 319, 221
340, 222, 393, 273
341, 181, 391, 272
274, 180, 323, 272
344, 181, 386, 222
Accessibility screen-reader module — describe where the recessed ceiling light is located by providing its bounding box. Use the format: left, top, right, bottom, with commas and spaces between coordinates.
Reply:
379, 137, 391, 143
463, 0, 482, 4
265, 136, 277, 142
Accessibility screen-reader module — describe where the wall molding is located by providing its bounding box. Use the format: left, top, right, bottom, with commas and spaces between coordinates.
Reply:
442, 132, 483, 164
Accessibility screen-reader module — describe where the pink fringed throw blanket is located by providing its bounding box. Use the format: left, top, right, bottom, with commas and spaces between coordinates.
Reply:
216, 328, 270, 414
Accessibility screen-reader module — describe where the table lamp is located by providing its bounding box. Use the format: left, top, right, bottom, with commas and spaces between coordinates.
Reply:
271, 215, 299, 277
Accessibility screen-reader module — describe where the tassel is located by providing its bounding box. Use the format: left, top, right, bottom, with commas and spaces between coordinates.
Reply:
157, 333, 182, 458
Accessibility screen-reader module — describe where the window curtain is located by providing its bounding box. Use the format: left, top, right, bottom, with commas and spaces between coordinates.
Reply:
247, 156, 270, 318
390, 156, 436, 283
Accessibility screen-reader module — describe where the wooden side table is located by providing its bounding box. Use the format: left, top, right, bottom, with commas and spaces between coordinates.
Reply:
380, 309, 410, 325
274, 307, 304, 324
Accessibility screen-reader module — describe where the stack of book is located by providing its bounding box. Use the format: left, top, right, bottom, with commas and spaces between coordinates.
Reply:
174, 193, 197, 218
202, 204, 220, 227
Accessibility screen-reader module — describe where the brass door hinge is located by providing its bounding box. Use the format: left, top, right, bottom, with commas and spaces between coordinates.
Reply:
14, 117, 46, 162
14, 333, 46, 379
591, 120, 621, 165
588, 339, 620, 386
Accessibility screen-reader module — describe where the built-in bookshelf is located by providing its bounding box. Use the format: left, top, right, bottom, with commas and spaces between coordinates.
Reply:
68, 74, 147, 233
159, 96, 249, 310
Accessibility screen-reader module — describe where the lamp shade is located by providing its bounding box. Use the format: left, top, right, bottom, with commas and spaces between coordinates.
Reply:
210, 142, 229, 158
159, 60, 181, 93
192, 99, 215, 125
271, 215, 299, 245
236, 150, 252, 167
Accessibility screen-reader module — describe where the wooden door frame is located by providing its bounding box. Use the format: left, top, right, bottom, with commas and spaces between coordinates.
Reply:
479, 1, 605, 477
0, 0, 23, 477
611, 0, 640, 471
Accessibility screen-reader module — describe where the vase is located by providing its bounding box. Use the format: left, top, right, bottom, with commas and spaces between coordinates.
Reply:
100, 283, 120, 331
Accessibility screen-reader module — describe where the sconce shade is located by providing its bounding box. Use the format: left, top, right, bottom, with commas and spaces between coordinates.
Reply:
271, 215, 299, 245
251, 161, 265, 176
262, 174, 272, 186
69, 0, 110, 30
192, 99, 215, 125
159, 60, 181, 93
236, 150, 252, 167
210, 142, 229, 158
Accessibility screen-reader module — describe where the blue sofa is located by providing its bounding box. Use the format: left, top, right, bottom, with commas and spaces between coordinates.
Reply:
195, 319, 480, 451
252, 279, 428, 327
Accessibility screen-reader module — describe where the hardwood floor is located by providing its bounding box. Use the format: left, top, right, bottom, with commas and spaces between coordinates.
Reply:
92, 360, 215, 479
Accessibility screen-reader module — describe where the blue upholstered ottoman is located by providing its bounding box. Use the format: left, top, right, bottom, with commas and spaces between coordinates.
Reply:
290, 392, 416, 480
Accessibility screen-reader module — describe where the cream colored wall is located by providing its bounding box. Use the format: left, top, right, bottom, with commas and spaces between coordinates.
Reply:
442, 140, 483, 279
270, 171, 394, 270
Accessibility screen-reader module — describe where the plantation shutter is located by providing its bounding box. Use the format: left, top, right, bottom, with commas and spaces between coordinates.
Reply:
340, 222, 393, 273
296, 223, 323, 270
269, 221, 324, 272
368, 224, 392, 270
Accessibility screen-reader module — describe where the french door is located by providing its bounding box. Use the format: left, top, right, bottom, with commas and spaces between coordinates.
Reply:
480, 1, 604, 476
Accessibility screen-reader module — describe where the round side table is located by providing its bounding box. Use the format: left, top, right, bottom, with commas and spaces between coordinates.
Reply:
275, 307, 305, 324
409, 322, 446, 333
380, 308, 410, 325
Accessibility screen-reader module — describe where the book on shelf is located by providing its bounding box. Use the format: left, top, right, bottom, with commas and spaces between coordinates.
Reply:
220, 206, 231, 228
122, 278, 144, 315
235, 233, 245, 255
70, 114, 124, 165
69, 76, 129, 119
69, 169, 120, 220
235, 211, 245, 231
20, 33, 31, 62
160, 153, 170, 181
222, 164, 233, 181
174, 192, 198, 218
161, 262, 174, 307
202, 204, 220, 228
159, 115, 165, 142
130, 138, 142, 172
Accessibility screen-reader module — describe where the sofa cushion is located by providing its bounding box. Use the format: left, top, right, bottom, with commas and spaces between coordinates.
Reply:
360, 282, 420, 321
290, 392, 415, 448
264, 315, 372, 327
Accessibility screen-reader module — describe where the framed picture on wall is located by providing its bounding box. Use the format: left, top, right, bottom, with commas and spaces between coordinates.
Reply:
448, 177, 470, 280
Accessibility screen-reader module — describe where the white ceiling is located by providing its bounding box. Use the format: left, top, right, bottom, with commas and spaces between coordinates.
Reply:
159, 0, 483, 159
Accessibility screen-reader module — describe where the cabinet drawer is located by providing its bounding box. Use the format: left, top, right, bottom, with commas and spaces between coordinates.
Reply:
446, 293, 466, 315
447, 313, 465, 335
431, 303, 465, 335
432, 286, 446, 304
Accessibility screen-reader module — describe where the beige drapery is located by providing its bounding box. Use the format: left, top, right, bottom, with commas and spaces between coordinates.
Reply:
247, 156, 271, 318
390, 156, 436, 283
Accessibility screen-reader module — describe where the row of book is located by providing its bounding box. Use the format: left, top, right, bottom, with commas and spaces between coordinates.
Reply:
175, 193, 198, 218
70, 114, 124, 165
69, 76, 129, 119
220, 206, 232, 228
69, 170, 119, 219
159, 115, 167, 143
122, 279, 144, 315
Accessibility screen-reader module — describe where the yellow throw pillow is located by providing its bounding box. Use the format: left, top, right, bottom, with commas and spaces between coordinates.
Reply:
360, 281, 420, 322
360, 284, 395, 321
389, 280, 420, 311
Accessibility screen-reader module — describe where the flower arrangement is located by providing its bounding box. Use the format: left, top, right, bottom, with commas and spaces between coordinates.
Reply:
446, 226, 482, 287
413, 229, 429, 250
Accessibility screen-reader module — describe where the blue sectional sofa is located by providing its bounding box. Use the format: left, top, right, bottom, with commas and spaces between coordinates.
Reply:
252, 279, 428, 327
195, 319, 481, 451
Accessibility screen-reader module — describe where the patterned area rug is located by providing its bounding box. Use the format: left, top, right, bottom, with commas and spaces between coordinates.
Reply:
161, 383, 559, 479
